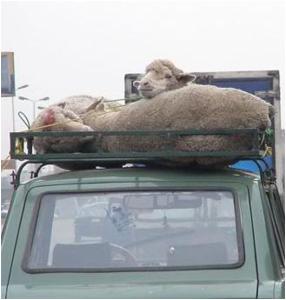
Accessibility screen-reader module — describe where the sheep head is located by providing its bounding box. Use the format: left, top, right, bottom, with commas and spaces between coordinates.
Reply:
133, 59, 196, 98
31, 105, 94, 154
31, 105, 92, 132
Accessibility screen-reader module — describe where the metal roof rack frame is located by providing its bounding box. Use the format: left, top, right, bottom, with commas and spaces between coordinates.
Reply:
10, 128, 272, 188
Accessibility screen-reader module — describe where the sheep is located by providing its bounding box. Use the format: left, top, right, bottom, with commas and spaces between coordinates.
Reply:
82, 61, 274, 166
133, 59, 196, 98
31, 95, 109, 154
31, 59, 274, 168
31, 59, 195, 156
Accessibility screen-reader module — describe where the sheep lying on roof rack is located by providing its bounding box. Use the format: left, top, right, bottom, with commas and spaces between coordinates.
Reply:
31, 95, 106, 153
31, 60, 196, 155
82, 59, 274, 166
31, 59, 273, 167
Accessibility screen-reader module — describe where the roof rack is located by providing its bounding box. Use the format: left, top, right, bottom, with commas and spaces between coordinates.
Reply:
10, 128, 271, 188
11, 128, 263, 160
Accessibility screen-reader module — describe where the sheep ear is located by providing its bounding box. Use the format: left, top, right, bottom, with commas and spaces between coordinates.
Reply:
85, 99, 104, 112
57, 102, 66, 109
177, 73, 196, 84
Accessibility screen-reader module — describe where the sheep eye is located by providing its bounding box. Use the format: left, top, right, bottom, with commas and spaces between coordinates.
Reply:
165, 74, 172, 79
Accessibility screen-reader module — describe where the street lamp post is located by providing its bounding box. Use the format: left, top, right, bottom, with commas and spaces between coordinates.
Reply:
18, 96, 50, 120
11, 84, 29, 132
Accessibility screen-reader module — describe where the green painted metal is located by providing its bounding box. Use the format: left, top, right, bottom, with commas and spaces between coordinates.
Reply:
248, 182, 285, 298
12, 150, 264, 160
10, 128, 266, 189
4, 170, 256, 298
10, 129, 262, 161
1, 185, 28, 299
1, 167, 283, 298
11, 128, 262, 138
23, 167, 261, 187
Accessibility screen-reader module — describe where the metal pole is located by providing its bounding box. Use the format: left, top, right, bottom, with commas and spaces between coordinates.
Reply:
11, 96, 15, 132
11, 96, 17, 171
33, 101, 36, 121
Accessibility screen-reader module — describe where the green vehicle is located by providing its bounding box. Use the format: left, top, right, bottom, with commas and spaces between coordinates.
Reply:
1, 129, 285, 298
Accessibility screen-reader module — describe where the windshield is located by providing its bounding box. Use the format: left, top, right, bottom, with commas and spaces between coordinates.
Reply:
26, 190, 242, 271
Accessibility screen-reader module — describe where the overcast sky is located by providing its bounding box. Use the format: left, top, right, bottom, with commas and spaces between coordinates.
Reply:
1, 0, 285, 159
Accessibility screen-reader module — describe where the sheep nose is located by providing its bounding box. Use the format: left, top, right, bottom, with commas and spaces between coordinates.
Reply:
133, 81, 140, 89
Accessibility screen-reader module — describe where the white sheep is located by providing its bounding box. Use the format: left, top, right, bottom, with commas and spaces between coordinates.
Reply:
133, 59, 196, 98
31, 95, 106, 154
31, 59, 274, 168
82, 60, 274, 166
30, 59, 193, 156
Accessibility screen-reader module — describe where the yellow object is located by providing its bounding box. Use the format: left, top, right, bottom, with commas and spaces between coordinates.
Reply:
15, 138, 24, 154
263, 145, 272, 157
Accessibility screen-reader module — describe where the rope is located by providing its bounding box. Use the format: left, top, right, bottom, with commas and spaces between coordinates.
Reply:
21, 112, 119, 133
104, 97, 141, 102
22, 118, 84, 132
18, 111, 31, 129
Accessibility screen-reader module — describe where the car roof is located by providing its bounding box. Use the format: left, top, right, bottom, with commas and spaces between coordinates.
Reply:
22, 166, 260, 188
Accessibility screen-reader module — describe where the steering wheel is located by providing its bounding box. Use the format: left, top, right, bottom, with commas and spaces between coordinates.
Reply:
109, 243, 137, 267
